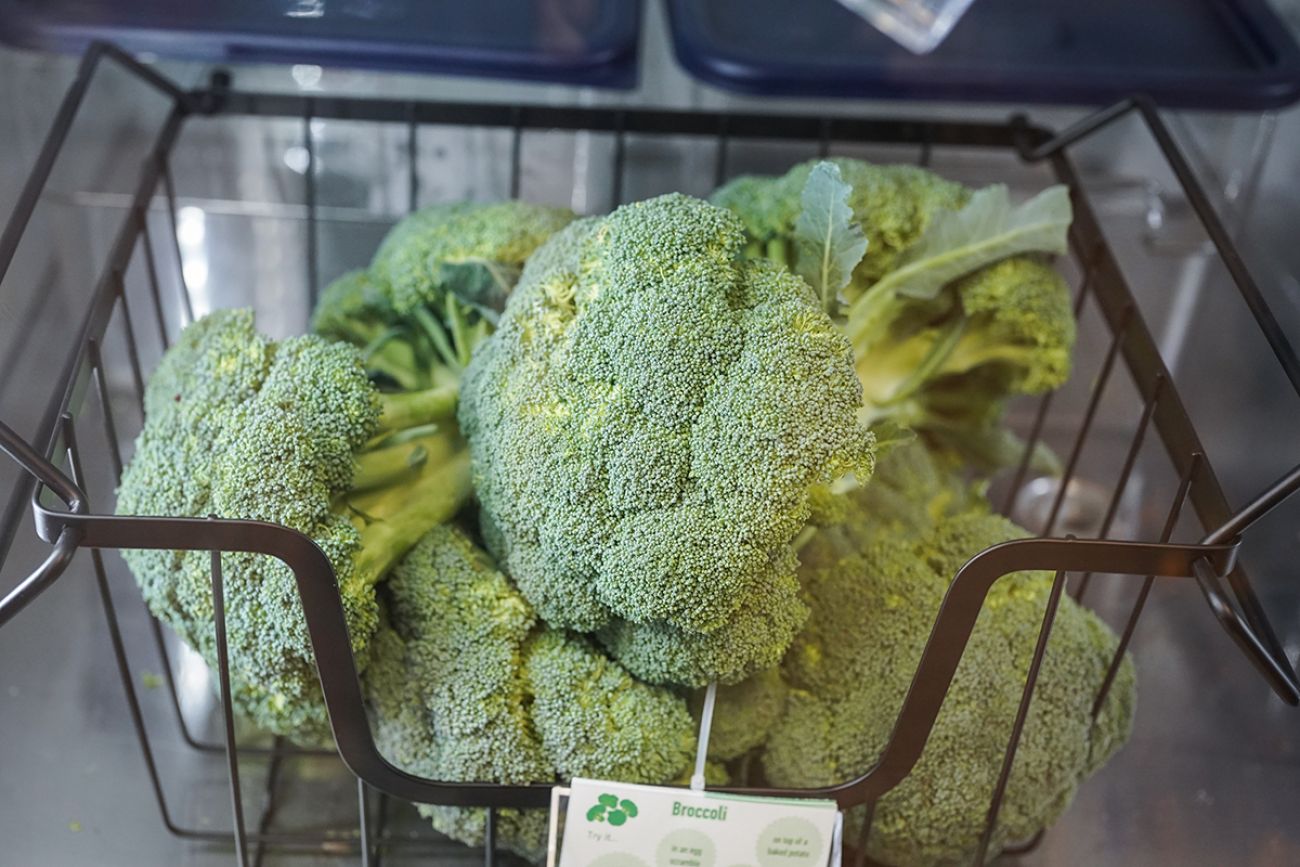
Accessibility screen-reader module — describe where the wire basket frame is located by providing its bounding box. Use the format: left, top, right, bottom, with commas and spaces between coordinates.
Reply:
2, 42, 1300, 867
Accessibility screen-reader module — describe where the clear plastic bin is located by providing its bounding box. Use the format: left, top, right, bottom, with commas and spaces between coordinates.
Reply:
835, 0, 976, 53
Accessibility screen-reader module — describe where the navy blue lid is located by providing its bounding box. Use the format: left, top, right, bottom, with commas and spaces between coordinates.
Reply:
666, 0, 1300, 110
0, 0, 642, 88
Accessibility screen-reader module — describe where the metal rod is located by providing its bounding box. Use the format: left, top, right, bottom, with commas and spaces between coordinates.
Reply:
304, 101, 319, 305
251, 737, 286, 867
611, 112, 626, 208
62, 414, 189, 837
509, 107, 523, 199
1075, 374, 1164, 602
406, 104, 419, 214
87, 339, 124, 483
0, 104, 182, 582
1042, 307, 1132, 536
217, 92, 1030, 150
852, 800, 876, 867
113, 268, 148, 413
485, 807, 497, 867
1133, 100, 1300, 397
1021, 98, 1300, 398
139, 215, 170, 349
1092, 455, 1198, 718
714, 115, 730, 188
161, 160, 196, 325
1203, 463, 1300, 546
374, 793, 390, 867
1192, 557, 1300, 703
359, 778, 372, 867
974, 567, 1068, 864
0, 44, 169, 288
211, 546, 251, 866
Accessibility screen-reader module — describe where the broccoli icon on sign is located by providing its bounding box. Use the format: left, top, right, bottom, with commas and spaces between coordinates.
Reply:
586, 793, 639, 826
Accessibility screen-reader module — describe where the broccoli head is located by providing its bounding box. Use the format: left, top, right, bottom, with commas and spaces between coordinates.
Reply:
369, 200, 575, 316
458, 192, 875, 687
117, 309, 471, 744
713, 158, 1075, 472
765, 496, 1136, 867
366, 525, 697, 862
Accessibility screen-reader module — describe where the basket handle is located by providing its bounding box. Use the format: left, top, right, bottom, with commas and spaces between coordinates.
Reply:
0, 418, 87, 627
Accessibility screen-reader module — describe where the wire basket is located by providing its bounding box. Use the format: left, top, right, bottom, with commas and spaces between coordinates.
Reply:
2, 42, 1299, 867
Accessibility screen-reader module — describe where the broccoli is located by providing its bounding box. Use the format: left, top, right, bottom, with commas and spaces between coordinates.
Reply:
458, 193, 875, 687
368, 201, 576, 317
366, 525, 698, 862
762, 455, 1135, 867
712, 158, 1075, 472
116, 309, 470, 744
313, 201, 573, 388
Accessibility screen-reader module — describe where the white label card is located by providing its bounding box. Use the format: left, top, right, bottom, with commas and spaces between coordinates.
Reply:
551, 778, 840, 867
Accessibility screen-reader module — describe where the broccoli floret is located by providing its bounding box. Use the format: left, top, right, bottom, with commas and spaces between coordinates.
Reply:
458, 193, 875, 688
713, 158, 1075, 472
366, 525, 698, 863
117, 309, 471, 744
369, 201, 575, 316
367, 525, 551, 861
526, 630, 696, 783
765, 499, 1135, 867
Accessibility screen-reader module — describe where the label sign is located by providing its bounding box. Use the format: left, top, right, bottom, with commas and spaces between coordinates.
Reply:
551, 778, 840, 867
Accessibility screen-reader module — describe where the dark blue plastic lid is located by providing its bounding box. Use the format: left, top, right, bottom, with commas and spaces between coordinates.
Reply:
0, 0, 642, 88
666, 0, 1300, 109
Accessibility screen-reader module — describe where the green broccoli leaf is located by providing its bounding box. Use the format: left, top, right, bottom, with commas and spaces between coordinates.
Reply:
868, 184, 1071, 302
439, 259, 521, 325
793, 161, 869, 316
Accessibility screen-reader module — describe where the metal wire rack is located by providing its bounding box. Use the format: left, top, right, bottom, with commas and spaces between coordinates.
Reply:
2, 41, 1300, 867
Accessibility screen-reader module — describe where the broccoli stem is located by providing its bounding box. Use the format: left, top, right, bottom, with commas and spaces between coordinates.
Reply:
362, 330, 426, 391
843, 282, 896, 350
351, 441, 428, 492
376, 384, 459, 432
412, 305, 461, 371
351, 446, 472, 586
878, 313, 968, 407
444, 294, 474, 370
765, 238, 790, 268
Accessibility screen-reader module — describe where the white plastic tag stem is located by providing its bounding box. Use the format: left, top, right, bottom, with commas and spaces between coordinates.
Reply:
690, 680, 718, 791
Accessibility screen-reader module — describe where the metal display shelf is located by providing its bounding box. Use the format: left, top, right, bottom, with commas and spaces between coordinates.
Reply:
2, 41, 1300, 866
